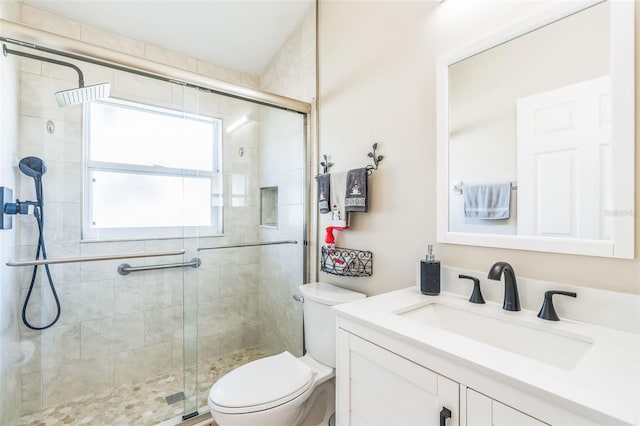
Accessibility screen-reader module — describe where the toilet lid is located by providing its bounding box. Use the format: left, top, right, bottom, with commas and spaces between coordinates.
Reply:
209, 351, 314, 413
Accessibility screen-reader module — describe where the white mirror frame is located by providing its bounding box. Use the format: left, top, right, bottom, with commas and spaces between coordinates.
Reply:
436, 1, 635, 259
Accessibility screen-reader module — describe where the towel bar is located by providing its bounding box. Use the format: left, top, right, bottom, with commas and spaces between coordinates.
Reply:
452, 181, 518, 195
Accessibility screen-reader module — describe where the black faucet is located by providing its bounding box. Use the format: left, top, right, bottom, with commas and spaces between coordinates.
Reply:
488, 262, 520, 311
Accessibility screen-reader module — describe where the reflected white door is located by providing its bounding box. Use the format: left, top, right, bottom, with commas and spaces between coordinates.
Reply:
517, 76, 611, 239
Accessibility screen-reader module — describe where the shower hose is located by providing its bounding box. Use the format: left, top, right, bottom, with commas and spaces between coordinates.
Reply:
22, 203, 61, 330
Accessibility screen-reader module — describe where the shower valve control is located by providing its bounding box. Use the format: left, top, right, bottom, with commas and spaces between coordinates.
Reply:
1, 188, 35, 230
4, 199, 32, 215
2, 187, 39, 230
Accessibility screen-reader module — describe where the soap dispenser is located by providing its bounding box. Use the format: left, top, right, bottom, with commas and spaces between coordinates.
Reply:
420, 245, 441, 295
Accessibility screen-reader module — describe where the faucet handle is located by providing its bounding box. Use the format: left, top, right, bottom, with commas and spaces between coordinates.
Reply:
537, 290, 577, 321
458, 274, 485, 304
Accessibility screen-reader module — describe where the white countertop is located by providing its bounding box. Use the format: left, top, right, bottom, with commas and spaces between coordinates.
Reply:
334, 286, 640, 425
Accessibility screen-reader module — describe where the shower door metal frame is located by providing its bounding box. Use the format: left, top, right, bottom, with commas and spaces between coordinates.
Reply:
0, 21, 310, 114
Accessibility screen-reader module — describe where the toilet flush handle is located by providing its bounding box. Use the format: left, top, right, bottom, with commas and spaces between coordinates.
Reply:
293, 294, 304, 303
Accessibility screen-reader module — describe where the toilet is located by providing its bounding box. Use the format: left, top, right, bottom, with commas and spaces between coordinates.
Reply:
208, 282, 366, 426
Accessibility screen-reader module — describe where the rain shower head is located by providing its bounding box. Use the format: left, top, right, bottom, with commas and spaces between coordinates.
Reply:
3, 44, 111, 107
55, 82, 111, 107
19, 156, 47, 179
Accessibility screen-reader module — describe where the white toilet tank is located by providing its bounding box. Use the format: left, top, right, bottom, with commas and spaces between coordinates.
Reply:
299, 282, 366, 368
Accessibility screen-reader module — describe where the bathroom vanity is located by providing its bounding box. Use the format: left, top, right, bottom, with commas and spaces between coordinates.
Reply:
333, 1, 639, 423
333, 270, 640, 426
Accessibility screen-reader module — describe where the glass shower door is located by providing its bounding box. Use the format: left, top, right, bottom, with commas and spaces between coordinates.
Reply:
184, 87, 308, 414
10, 46, 307, 425
13, 53, 194, 426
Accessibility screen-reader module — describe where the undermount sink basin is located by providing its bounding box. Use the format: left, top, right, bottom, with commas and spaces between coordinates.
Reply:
395, 301, 593, 370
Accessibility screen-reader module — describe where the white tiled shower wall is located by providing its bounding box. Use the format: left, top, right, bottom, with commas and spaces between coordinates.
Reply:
258, 5, 316, 357
15, 54, 266, 413
0, 2, 22, 424
3, 3, 314, 416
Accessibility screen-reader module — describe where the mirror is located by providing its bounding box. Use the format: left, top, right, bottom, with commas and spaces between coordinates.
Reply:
436, 1, 635, 259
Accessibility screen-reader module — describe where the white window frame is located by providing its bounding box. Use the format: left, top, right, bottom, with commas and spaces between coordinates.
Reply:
82, 98, 223, 241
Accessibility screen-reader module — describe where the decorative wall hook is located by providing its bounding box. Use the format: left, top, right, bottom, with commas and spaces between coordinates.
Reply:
320, 154, 333, 175
366, 142, 384, 175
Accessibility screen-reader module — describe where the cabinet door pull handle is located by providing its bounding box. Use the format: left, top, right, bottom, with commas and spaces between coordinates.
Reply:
440, 407, 452, 426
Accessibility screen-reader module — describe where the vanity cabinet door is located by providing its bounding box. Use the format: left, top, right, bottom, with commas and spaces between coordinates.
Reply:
467, 389, 548, 426
337, 331, 459, 426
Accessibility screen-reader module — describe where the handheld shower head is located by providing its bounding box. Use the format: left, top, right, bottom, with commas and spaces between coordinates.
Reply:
19, 156, 47, 179
19, 156, 47, 205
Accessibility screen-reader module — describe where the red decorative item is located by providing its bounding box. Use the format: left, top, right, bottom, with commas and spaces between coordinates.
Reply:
325, 226, 349, 245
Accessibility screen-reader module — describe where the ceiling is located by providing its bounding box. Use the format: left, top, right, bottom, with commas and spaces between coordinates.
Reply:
21, 0, 314, 75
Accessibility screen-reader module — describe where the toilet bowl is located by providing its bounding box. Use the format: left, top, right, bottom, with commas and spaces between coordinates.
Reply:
208, 282, 366, 426
209, 352, 333, 426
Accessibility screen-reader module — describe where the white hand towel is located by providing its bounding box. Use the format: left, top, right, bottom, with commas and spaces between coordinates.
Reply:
330, 172, 348, 226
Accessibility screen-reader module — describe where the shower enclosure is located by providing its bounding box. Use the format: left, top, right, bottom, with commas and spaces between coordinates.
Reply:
1, 37, 309, 425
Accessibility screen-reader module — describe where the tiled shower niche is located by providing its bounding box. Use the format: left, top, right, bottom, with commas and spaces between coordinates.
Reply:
260, 186, 278, 227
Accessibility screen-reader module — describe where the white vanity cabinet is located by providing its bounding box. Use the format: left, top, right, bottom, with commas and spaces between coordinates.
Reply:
334, 285, 639, 425
336, 319, 605, 426
466, 389, 546, 426
337, 330, 459, 426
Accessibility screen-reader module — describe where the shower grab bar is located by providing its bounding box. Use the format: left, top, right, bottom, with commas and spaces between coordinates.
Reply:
117, 257, 201, 275
197, 240, 298, 251
6, 249, 186, 267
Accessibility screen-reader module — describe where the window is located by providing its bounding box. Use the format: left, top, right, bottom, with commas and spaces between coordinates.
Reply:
83, 99, 223, 240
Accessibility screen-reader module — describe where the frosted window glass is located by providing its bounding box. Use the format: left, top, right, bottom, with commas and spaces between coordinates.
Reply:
84, 98, 223, 239
89, 101, 215, 171
91, 171, 211, 228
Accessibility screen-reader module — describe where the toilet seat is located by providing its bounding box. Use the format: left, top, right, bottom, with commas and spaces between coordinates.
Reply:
209, 352, 315, 414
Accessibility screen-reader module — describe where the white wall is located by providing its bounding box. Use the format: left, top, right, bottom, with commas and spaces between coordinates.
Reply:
318, 0, 639, 296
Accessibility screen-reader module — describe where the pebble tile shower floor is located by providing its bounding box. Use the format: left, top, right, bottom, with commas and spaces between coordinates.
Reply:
17, 347, 266, 426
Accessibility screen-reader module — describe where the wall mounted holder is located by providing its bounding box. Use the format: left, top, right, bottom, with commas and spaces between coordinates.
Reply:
320, 154, 333, 175
319, 142, 385, 177
0, 187, 13, 230
321, 246, 372, 277
366, 142, 384, 175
